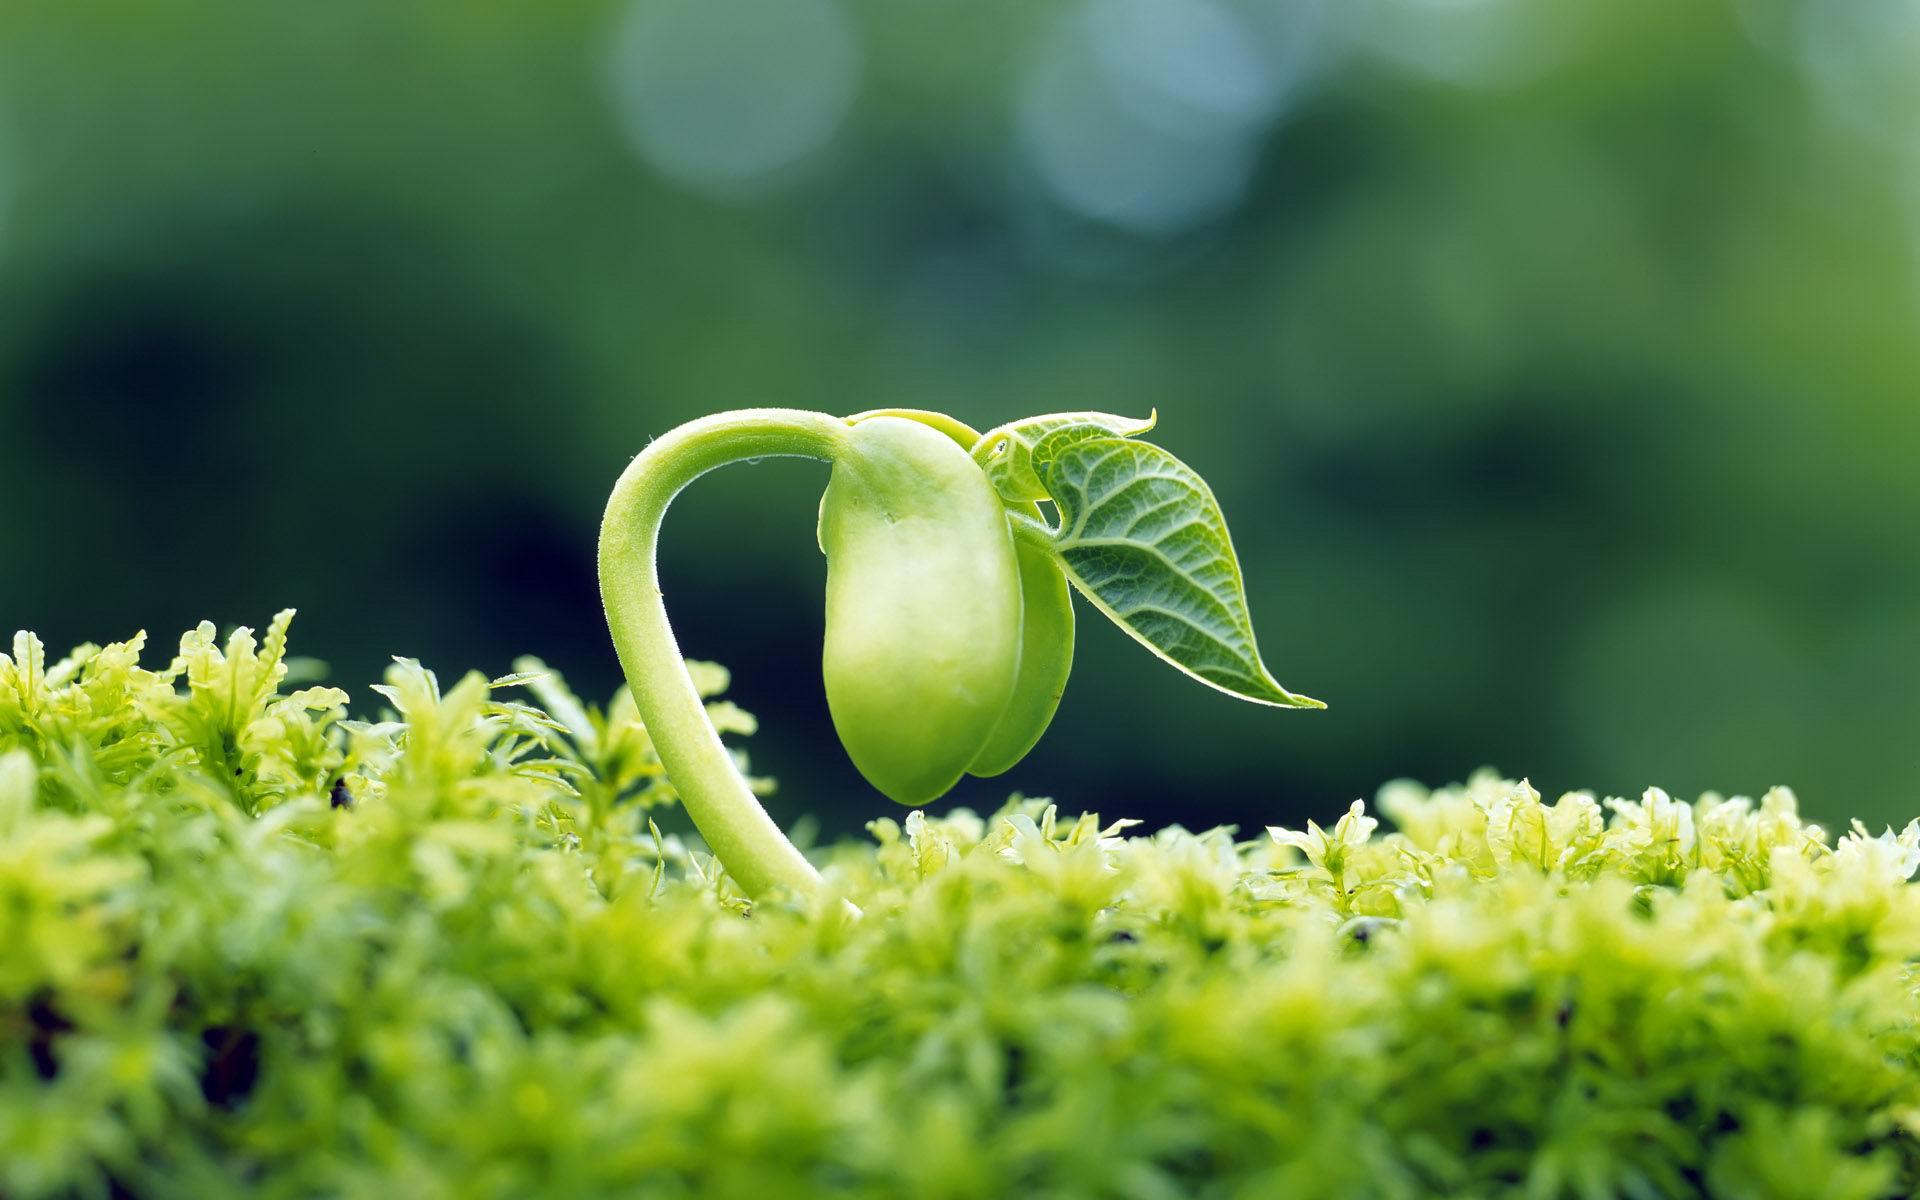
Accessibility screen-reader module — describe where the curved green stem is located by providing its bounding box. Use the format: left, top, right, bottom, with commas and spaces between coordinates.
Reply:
600, 408, 849, 899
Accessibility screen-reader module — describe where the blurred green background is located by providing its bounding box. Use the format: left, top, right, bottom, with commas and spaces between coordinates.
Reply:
3, 0, 1919, 835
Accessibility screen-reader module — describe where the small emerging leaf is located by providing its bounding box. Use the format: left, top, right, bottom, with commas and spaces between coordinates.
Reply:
1033, 426, 1321, 709
685, 660, 731, 699
488, 670, 550, 690
510, 655, 599, 755
704, 699, 759, 737
974, 411, 1157, 504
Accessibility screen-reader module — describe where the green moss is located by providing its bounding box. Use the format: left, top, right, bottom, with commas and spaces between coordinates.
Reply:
4, 615, 1920, 1199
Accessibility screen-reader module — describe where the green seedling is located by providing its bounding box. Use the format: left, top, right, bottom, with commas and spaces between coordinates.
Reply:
599, 408, 1322, 897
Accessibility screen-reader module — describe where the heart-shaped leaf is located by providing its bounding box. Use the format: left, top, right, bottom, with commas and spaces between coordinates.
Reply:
973, 411, 1157, 504
1031, 425, 1322, 709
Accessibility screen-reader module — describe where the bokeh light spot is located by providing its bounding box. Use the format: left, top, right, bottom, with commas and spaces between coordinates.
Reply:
1088, 0, 1283, 138
1791, 0, 1920, 146
607, 0, 861, 196
1018, 0, 1307, 235
1347, 0, 1584, 90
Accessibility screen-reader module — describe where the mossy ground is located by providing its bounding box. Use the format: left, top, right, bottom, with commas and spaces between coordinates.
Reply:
4, 614, 1919, 1199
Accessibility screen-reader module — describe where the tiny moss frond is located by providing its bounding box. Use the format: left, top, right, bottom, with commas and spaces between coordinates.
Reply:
3, 621, 1920, 1198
